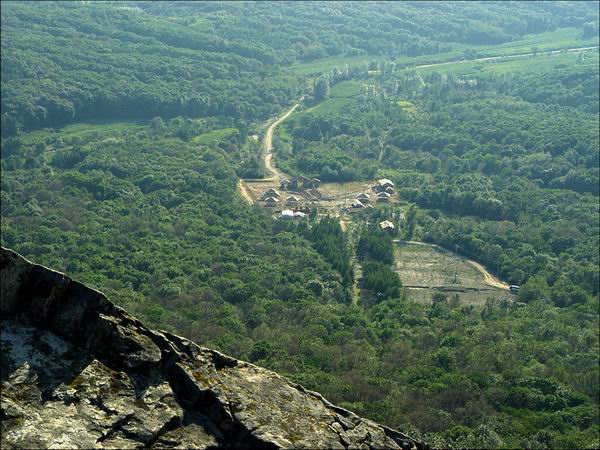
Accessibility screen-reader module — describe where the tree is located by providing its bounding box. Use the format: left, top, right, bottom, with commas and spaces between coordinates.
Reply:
1, 113, 20, 138
314, 76, 331, 100
406, 206, 417, 240
518, 275, 549, 303
581, 22, 598, 39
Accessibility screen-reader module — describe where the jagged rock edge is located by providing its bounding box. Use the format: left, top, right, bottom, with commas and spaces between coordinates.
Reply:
0, 247, 427, 449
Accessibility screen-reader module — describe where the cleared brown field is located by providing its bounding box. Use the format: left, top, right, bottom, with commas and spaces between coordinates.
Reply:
394, 242, 512, 305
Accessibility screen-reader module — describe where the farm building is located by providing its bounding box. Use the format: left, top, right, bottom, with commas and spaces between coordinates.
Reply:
280, 209, 307, 220
281, 176, 321, 190
376, 192, 391, 203
263, 188, 280, 198
356, 192, 370, 202
286, 195, 301, 205
373, 178, 395, 193
264, 196, 279, 206
293, 206, 311, 214
281, 210, 295, 220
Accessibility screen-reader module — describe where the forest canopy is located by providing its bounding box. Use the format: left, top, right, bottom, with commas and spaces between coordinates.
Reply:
1, 1, 599, 448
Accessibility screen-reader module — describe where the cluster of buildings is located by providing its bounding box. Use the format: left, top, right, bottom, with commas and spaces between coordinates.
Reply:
280, 176, 321, 191
262, 188, 303, 207
262, 188, 311, 221
351, 178, 396, 209
261, 177, 397, 222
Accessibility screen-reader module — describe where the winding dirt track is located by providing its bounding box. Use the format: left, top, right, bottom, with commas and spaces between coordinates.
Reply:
466, 260, 509, 290
238, 98, 304, 203
237, 180, 254, 205
262, 98, 304, 182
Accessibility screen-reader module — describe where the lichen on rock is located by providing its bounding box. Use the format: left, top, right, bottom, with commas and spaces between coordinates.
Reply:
0, 246, 428, 449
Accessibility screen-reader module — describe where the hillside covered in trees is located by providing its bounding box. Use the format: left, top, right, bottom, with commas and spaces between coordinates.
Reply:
2, 1, 598, 132
1, 1, 599, 448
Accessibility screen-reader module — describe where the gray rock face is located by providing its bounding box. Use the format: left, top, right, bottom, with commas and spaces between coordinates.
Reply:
1, 247, 428, 449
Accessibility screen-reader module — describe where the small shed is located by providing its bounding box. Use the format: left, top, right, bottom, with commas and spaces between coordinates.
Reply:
379, 220, 395, 230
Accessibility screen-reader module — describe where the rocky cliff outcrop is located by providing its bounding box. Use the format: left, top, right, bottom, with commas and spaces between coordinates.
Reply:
1, 247, 427, 449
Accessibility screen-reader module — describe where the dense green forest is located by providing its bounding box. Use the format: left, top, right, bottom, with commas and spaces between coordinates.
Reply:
2, 1, 598, 132
1, 1, 599, 448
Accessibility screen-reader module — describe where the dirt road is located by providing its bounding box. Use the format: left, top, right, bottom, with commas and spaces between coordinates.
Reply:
394, 240, 510, 290
262, 98, 304, 182
466, 259, 509, 290
238, 98, 304, 203
238, 180, 254, 205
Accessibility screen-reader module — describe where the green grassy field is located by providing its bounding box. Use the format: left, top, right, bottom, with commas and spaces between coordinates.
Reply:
19, 120, 145, 147
288, 54, 372, 76
296, 97, 354, 118
192, 127, 238, 145
449, 26, 599, 57
330, 80, 364, 98
412, 49, 599, 76
287, 27, 599, 76
396, 99, 417, 114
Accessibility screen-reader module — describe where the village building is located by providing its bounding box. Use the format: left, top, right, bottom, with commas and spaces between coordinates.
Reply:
356, 192, 370, 203
286, 195, 300, 205
281, 176, 322, 191
379, 178, 395, 188
373, 178, 395, 193
280, 209, 307, 220
263, 188, 280, 199
294, 206, 311, 215
376, 192, 391, 203
264, 196, 279, 206
384, 186, 395, 195
281, 209, 295, 220
351, 199, 365, 209
379, 220, 395, 233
